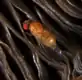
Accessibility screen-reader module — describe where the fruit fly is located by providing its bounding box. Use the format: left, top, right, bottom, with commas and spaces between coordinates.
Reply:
23, 20, 56, 49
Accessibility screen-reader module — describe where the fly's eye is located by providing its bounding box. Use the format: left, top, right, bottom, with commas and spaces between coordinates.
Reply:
23, 23, 29, 31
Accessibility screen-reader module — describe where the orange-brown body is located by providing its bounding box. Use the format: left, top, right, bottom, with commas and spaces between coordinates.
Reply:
24, 21, 56, 48
72, 76, 82, 80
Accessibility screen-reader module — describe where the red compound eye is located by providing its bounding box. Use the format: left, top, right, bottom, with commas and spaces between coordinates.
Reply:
23, 23, 28, 30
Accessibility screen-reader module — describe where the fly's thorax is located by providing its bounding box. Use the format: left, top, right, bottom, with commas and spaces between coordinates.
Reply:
29, 21, 44, 38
